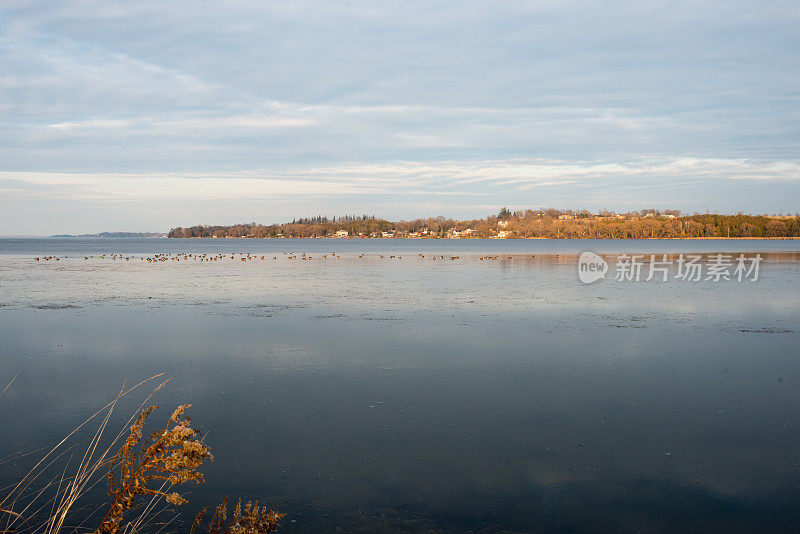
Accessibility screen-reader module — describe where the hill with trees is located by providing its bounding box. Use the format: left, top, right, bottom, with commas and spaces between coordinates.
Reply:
167, 210, 800, 239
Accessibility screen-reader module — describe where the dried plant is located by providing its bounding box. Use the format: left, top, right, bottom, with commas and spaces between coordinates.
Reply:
1, 374, 173, 534
95, 404, 213, 534
191, 496, 284, 534
1, 372, 283, 534
0, 357, 33, 400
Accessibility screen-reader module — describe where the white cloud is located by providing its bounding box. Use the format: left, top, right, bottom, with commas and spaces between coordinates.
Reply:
1, 157, 797, 204
1, 0, 799, 232
46, 115, 318, 133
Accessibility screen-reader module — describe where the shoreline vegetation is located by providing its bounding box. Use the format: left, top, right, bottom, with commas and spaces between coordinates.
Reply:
167, 209, 800, 240
0, 373, 283, 534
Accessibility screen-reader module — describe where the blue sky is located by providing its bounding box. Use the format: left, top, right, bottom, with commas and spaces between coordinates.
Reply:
1, 1, 798, 234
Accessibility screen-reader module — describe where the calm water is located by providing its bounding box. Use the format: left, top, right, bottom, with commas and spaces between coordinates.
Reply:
2, 236, 800, 256
1, 238, 800, 532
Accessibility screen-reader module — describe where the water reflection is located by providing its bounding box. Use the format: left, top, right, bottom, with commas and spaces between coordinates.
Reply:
1, 246, 799, 532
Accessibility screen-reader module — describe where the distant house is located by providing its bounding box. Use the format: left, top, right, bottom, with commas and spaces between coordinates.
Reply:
558, 214, 574, 220
663, 214, 676, 219
334, 230, 349, 238
497, 220, 510, 228
381, 231, 394, 238
448, 228, 471, 238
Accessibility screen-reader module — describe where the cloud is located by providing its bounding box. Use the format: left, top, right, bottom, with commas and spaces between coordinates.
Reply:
1, 0, 799, 232
1, 157, 797, 204
46, 115, 318, 134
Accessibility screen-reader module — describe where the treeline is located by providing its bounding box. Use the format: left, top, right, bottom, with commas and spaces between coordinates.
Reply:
489, 213, 800, 239
290, 214, 375, 224
167, 210, 800, 239
168, 219, 393, 238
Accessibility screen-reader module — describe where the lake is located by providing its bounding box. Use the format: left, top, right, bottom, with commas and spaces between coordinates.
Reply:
1, 238, 799, 532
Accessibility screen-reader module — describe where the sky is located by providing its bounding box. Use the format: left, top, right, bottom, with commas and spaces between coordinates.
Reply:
1, 1, 799, 234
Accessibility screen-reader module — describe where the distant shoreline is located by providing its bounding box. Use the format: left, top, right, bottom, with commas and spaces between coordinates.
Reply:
13, 235, 799, 241
167, 213, 800, 240
7, 236, 799, 240
50, 233, 167, 238
163, 236, 800, 240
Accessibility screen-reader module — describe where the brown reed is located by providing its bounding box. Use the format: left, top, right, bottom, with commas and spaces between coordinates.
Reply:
94, 404, 213, 534
190, 496, 285, 534
1, 372, 283, 534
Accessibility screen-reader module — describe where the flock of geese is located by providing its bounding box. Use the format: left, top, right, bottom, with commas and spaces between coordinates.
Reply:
33, 252, 527, 263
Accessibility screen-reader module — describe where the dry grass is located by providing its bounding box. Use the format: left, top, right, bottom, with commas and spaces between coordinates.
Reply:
0, 357, 33, 400
95, 404, 212, 534
0, 372, 283, 534
190, 497, 284, 534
